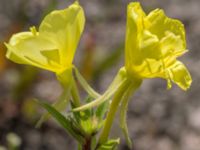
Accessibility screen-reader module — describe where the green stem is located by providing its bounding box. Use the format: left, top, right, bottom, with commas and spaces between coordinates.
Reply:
98, 79, 130, 144
98, 77, 142, 145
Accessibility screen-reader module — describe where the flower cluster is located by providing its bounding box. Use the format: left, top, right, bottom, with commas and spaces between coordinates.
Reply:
5, 1, 192, 149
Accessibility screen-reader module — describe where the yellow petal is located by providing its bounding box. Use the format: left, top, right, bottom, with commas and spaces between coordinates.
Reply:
140, 30, 160, 59
167, 61, 192, 90
160, 31, 187, 57
125, 2, 146, 66
146, 9, 186, 48
6, 31, 61, 72
127, 2, 146, 33
124, 2, 192, 91
39, 2, 85, 67
6, 2, 85, 74
5, 32, 32, 64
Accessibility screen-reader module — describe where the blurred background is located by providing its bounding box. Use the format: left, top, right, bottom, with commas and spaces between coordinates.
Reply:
0, 0, 199, 149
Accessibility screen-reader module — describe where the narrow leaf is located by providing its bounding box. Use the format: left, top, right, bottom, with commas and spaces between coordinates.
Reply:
96, 138, 120, 150
36, 100, 85, 143
95, 101, 109, 120
36, 85, 71, 127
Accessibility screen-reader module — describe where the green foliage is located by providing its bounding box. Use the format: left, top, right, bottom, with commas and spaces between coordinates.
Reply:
37, 100, 85, 144
96, 139, 120, 150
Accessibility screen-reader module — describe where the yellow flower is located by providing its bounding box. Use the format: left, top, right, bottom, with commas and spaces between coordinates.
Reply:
5, 2, 85, 80
125, 2, 192, 90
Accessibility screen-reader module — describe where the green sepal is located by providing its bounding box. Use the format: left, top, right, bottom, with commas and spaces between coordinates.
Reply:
119, 78, 142, 148
73, 66, 100, 98
119, 85, 134, 149
73, 67, 127, 112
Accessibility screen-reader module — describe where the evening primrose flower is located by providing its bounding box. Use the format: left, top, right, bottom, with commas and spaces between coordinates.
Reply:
5, 2, 85, 85
72, 2, 192, 148
99, 3, 193, 147
73, 2, 192, 113
125, 2, 192, 90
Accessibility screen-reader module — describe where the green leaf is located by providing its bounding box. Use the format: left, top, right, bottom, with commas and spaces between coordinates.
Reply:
36, 87, 71, 128
36, 100, 85, 143
95, 101, 109, 120
96, 139, 120, 150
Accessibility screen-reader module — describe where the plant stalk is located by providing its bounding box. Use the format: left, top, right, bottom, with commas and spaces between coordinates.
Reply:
98, 77, 142, 145
98, 79, 130, 144
82, 137, 92, 150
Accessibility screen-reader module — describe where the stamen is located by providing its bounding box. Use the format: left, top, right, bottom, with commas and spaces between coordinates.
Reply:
30, 26, 37, 36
